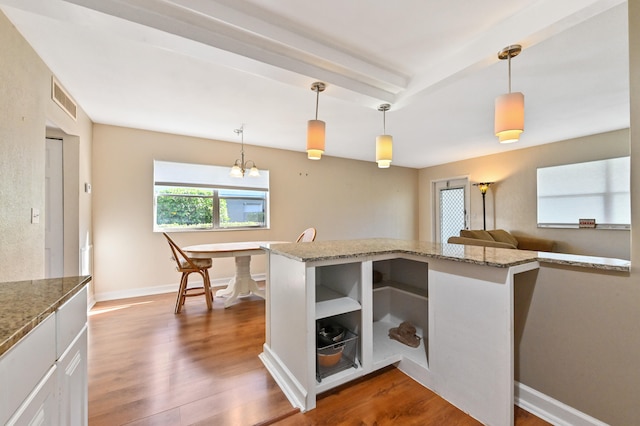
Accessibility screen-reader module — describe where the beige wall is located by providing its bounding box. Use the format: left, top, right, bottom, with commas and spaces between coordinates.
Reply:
0, 12, 93, 282
91, 124, 418, 299
419, 129, 630, 259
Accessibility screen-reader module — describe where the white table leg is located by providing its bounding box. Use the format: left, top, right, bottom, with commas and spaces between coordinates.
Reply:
216, 255, 265, 308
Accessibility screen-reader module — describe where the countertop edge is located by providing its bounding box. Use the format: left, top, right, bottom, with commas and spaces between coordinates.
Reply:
264, 246, 536, 268
0, 275, 91, 358
537, 257, 630, 272
264, 240, 630, 272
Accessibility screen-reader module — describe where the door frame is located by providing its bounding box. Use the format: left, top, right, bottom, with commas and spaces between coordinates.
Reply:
432, 176, 470, 243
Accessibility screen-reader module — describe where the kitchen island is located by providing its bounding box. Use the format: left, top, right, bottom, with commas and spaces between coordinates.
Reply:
259, 239, 629, 426
0, 276, 91, 425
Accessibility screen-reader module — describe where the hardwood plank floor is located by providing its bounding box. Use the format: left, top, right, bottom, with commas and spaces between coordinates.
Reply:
88, 291, 550, 425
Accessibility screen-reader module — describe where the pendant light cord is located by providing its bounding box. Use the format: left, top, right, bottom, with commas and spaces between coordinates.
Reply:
383, 109, 386, 133
314, 87, 320, 120
508, 52, 512, 94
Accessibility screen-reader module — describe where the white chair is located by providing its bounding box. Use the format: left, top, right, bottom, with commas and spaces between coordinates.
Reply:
296, 227, 317, 242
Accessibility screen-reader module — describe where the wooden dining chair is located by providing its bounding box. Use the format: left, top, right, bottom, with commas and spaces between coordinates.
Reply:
163, 233, 213, 313
296, 227, 317, 242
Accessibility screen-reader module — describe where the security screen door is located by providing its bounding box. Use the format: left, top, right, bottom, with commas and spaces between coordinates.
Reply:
434, 178, 468, 243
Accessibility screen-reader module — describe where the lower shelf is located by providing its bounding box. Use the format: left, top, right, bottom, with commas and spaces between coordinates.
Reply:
316, 330, 358, 382
372, 320, 428, 370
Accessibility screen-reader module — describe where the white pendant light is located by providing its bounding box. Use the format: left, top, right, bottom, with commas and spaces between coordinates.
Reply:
376, 104, 393, 168
229, 125, 260, 178
495, 45, 524, 144
307, 82, 326, 160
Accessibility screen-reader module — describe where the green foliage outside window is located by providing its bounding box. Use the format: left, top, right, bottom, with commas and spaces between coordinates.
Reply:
156, 187, 214, 228
155, 186, 266, 230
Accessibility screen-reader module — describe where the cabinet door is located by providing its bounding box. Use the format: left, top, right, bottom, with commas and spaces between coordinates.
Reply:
57, 326, 88, 426
6, 366, 58, 426
0, 315, 56, 425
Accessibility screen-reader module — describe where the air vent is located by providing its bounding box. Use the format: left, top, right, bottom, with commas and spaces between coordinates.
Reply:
51, 77, 77, 121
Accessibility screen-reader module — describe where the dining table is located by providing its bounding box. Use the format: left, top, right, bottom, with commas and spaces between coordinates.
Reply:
182, 241, 287, 308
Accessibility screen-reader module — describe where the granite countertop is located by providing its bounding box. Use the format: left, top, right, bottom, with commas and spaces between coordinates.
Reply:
0, 276, 91, 357
262, 239, 630, 272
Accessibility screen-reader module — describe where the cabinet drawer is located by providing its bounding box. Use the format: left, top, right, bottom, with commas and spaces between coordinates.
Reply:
56, 286, 87, 359
0, 314, 56, 425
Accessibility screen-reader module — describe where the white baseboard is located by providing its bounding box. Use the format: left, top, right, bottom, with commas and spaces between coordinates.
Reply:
94, 273, 266, 302
515, 382, 609, 426
88, 294, 96, 311
259, 344, 307, 411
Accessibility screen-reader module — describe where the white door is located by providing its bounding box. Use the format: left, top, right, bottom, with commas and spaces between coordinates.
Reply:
45, 137, 64, 278
433, 178, 469, 243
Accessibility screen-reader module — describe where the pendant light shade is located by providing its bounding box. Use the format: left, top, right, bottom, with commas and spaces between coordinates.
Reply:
494, 45, 524, 144
376, 104, 392, 168
307, 119, 325, 160
307, 82, 326, 160
495, 92, 524, 143
376, 135, 393, 168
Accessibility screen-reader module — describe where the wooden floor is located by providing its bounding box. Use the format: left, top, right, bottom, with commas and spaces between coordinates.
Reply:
88, 291, 550, 426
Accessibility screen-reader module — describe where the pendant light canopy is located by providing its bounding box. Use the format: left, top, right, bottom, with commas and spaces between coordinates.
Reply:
307, 82, 326, 160
376, 103, 393, 168
494, 45, 524, 144
229, 125, 260, 178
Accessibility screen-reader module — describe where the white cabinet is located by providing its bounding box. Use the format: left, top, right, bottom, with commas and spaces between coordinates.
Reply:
56, 285, 88, 426
313, 261, 365, 391
261, 255, 370, 411
0, 285, 88, 425
57, 327, 87, 426
263, 254, 433, 411
6, 366, 58, 426
262, 241, 543, 425
0, 315, 57, 425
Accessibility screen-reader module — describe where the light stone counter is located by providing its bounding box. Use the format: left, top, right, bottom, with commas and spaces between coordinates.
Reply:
0, 276, 91, 357
263, 238, 630, 272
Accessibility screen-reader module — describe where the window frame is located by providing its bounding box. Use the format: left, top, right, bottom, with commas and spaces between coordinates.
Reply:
153, 161, 270, 232
536, 156, 630, 230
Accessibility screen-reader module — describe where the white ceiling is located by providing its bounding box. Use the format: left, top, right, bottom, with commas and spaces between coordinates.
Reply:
0, 0, 630, 168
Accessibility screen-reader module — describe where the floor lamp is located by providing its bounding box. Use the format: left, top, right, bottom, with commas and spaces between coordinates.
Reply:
473, 182, 494, 230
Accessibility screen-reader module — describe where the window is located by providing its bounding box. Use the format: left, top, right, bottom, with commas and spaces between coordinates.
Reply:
153, 161, 269, 231
537, 156, 630, 229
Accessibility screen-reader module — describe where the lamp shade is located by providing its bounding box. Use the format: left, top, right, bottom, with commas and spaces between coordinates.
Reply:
494, 92, 524, 143
307, 119, 325, 160
229, 164, 243, 178
248, 165, 260, 177
376, 134, 393, 168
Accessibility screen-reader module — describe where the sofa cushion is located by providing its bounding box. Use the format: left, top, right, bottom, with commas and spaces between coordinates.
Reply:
488, 229, 519, 248
513, 235, 557, 252
460, 229, 494, 241
447, 236, 517, 249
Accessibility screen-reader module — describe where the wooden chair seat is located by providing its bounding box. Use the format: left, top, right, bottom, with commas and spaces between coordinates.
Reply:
179, 258, 212, 269
163, 233, 213, 313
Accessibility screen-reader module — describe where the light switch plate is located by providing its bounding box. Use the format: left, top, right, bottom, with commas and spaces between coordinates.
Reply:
31, 208, 40, 224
